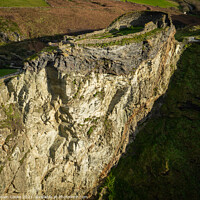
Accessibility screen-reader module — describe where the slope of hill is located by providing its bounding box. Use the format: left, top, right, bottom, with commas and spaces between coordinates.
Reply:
121, 0, 179, 8
0, 0, 48, 7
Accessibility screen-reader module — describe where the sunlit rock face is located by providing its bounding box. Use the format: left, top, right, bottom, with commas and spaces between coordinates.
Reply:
0, 11, 182, 197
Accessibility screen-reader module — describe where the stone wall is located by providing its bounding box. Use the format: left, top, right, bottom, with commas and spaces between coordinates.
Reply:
107, 11, 171, 31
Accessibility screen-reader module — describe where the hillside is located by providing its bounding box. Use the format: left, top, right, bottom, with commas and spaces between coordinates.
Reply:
0, 0, 48, 7
0, 11, 184, 198
0, 0, 199, 40
0, 1, 199, 200
0, 0, 199, 74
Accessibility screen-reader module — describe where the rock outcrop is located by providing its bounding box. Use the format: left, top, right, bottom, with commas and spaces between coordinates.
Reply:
0, 17, 21, 43
0, 11, 183, 198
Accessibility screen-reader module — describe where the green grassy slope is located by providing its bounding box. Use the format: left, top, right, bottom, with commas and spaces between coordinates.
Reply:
122, 0, 178, 8
0, 0, 48, 7
101, 43, 200, 200
175, 26, 200, 41
0, 69, 18, 77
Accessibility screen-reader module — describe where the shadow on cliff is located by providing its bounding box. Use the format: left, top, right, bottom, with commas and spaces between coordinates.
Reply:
0, 29, 99, 70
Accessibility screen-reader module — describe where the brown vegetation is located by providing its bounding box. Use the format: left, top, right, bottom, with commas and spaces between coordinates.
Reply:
0, 0, 199, 70
0, 0, 197, 39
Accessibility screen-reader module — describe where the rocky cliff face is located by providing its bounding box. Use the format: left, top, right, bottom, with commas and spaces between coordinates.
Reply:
0, 11, 183, 198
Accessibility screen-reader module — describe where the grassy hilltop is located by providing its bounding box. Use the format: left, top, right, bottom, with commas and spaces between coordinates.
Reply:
0, 0, 48, 7
122, 0, 178, 8
0, 0, 179, 8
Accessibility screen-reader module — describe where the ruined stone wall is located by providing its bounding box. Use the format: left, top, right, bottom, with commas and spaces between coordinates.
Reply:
107, 11, 171, 30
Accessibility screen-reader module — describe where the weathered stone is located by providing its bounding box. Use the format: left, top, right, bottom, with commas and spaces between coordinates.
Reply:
0, 11, 184, 197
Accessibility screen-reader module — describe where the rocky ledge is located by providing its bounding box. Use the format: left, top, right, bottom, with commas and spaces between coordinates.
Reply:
0, 11, 183, 198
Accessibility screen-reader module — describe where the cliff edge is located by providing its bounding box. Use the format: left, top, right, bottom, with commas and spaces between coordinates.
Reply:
0, 11, 183, 198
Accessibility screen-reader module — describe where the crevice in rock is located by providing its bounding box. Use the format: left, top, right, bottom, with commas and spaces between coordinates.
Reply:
106, 87, 128, 116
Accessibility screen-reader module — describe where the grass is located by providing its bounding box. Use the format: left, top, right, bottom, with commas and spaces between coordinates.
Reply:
0, 69, 18, 77
41, 46, 58, 53
100, 43, 200, 200
175, 25, 200, 41
82, 26, 144, 40
0, 38, 48, 69
122, 0, 179, 8
80, 28, 162, 47
0, 0, 48, 7
0, 104, 24, 131
0, 17, 21, 44
0, 17, 20, 33
93, 89, 105, 100
26, 45, 58, 61
87, 126, 96, 137
110, 27, 144, 37
0, 104, 24, 149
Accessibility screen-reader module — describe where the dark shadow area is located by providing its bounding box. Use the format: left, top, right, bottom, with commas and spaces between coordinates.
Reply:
109, 11, 171, 31
45, 64, 68, 103
68, 29, 100, 36
0, 29, 98, 70
171, 13, 200, 28
91, 1, 106, 7
107, 87, 128, 116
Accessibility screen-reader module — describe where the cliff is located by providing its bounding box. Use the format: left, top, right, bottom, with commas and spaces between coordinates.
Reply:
0, 11, 183, 198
